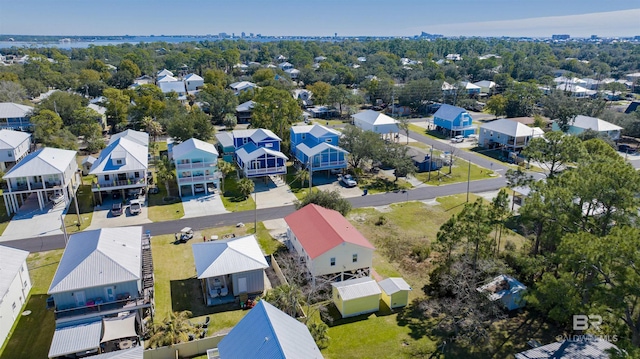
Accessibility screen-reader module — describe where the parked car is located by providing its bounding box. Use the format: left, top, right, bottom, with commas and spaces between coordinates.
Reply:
194, 184, 205, 193
129, 201, 142, 215
111, 203, 123, 216
49, 191, 64, 205
618, 144, 637, 153
148, 186, 160, 194
451, 135, 464, 143
330, 168, 343, 175
341, 174, 357, 187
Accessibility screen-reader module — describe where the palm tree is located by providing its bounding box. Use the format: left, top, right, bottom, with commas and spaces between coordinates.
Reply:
147, 310, 194, 348
237, 178, 254, 200
264, 284, 303, 318
141, 116, 163, 142
298, 168, 310, 188
307, 321, 330, 349
156, 157, 177, 198
218, 160, 236, 193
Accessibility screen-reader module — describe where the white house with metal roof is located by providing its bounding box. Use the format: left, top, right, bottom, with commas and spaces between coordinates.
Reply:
0, 246, 31, 349
192, 235, 268, 306
218, 300, 323, 359
159, 81, 187, 100
0, 129, 31, 171
331, 277, 381, 318
157, 69, 173, 78
229, 81, 257, 95
172, 138, 220, 197
184, 73, 204, 92
156, 74, 177, 83
90, 137, 148, 202
47, 227, 154, 325
108, 129, 149, 147
479, 118, 544, 151
352, 110, 399, 139
0, 102, 34, 131
473, 80, 496, 94
552, 115, 623, 140
235, 100, 255, 123
2, 147, 79, 214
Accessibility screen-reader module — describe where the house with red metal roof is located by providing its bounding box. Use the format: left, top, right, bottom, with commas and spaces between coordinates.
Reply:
284, 204, 375, 282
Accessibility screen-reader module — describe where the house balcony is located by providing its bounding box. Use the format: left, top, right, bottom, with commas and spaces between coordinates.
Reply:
8, 181, 64, 193
176, 161, 217, 170
245, 165, 287, 177
92, 178, 146, 192
53, 292, 152, 321
177, 174, 218, 184
307, 160, 347, 170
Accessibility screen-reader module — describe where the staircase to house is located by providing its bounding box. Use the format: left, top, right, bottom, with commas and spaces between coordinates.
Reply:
269, 175, 285, 187
141, 233, 154, 302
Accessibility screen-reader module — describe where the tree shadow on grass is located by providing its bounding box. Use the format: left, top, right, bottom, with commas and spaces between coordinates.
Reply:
170, 279, 239, 317
0, 294, 55, 359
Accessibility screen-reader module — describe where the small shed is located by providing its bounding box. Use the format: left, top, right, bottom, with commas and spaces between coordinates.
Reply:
81, 156, 97, 176
476, 274, 527, 311
331, 277, 381, 318
378, 277, 411, 309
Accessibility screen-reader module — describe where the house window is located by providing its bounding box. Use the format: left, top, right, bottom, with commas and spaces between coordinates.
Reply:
326, 139, 332, 143
23, 281, 27, 288
352, 254, 358, 263
330, 257, 336, 266
104, 174, 110, 181
134, 172, 140, 178
7, 151, 12, 157
116, 159, 122, 165
302, 134, 306, 140
12, 302, 16, 311
265, 143, 273, 148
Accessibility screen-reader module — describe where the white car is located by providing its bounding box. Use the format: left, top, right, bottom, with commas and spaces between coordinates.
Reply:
451, 135, 464, 143
129, 201, 142, 215
194, 184, 205, 193
49, 192, 64, 205
341, 174, 357, 188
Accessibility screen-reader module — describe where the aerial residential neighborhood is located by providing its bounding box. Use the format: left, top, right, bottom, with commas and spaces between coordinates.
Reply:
0, 4, 639, 359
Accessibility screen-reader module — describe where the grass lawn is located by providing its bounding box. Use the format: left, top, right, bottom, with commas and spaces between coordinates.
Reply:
414, 158, 494, 185
0, 250, 62, 359
357, 172, 412, 194
0, 191, 12, 236
147, 180, 184, 222
285, 164, 313, 200
311, 119, 346, 127
220, 176, 255, 212
408, 123, 450, 140
63, 185, 94, 234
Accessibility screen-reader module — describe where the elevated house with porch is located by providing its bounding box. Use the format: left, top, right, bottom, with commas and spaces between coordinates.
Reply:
2, 147, 78, 215
0, 102, 34, 131
46, 227, 153, 358
215, 129, 287, 178
192, 235, 268, 306
0, 246, 31, 349
285, 204, 375, 283
552, 115, 623, 141
478, 118, 544, 151
90, 137, 148, 204
352, 110, 399, 140
433, 104, 475, 137
290, 124, 348, 173
172, 138, 220, 197
0, 129, 31, 172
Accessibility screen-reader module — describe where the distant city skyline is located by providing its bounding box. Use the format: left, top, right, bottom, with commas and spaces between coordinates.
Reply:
0, 1, 638, 38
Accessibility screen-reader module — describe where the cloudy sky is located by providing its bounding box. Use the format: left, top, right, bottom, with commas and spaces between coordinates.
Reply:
0, 0, 638, 37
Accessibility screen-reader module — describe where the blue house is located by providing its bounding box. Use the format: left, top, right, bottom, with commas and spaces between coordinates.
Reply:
215, 128, 288, 178
290, 125, 348, 172
217, 300, 323, 359
433, 104, 475, 137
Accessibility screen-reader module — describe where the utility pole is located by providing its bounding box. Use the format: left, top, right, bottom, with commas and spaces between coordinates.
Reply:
428, 146, 433, 181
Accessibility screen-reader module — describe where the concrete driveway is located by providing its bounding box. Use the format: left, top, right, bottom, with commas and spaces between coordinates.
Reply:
0, 193, 65, 242
182, 193, 229, 218
313, 173, 364, 198
87, 198, 151, 230
254, 176, 297, 209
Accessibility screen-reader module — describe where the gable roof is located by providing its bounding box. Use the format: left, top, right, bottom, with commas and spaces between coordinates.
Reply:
90, 137, 148, 174
192, 235, 268, 279
157, 69, 173, 77
87, 103, 106, 116
172, 138, 218, 160
215, 132, 234, 148
229, 81, 257, 91
3, 147, 76, 179
184, 73, 203, 82
48, 320, 102, 358
0, 129, 30, 149
433, 104, 467, 121
481, 119, 544, 137
48, 227, 142, 294
284, 204, 374, 259
352, 110, 398, 126
82, 156, 97, 165
218, 300, 323, 359
378, 277, 412, 295
159, 81, 186, 94
236, 100, 256, 112
236, 145, 288, 163
331, 277, 381, 300
571, 115, 622, 132
291, 124, 339, 138
109, 129, 149, 147
0, 245, 29, 301
515, 338, 620, 359
460, 81, 481, 90
157, 74, 177, 83
297, 141, 348, 158
473, 80, 496, 88
0, 102, 33, 118
233, 128, 282, 143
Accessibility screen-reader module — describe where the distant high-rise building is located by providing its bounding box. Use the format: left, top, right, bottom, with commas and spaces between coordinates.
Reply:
552, 34, 570, 40
219, 32, 228, 38
591, 35, 598, 40
420, 31, 444, 39
250, 33, 254, 37
232, 33, 235, 38
241, 32, 246, 38
335, 33, 338, 38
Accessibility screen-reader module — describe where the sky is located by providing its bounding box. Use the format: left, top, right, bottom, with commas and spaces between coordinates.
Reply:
1, 0, 638, 38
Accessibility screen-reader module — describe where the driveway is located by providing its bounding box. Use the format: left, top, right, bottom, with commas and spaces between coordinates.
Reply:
0, 193, 65, 242
182, 193, 229, 218
313, 173, 364, 198
87, 198, 151, 230
254, 176, 297, 210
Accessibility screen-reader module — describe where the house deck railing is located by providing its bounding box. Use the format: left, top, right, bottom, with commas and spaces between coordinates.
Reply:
177, 174, 217, 184
92, 178, 146, 190
245, 166, 287, 176
9, 182, 63, 192
176, 162, 217, 170
308, 160, 347, 169
54, 293, 151, 320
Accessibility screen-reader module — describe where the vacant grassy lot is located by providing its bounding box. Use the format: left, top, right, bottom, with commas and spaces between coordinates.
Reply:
414, 158, 494, 185
220, 176, 255, 212
0, 250, 62, 359
147, 180, 184, 222
63, 185, 94, 233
